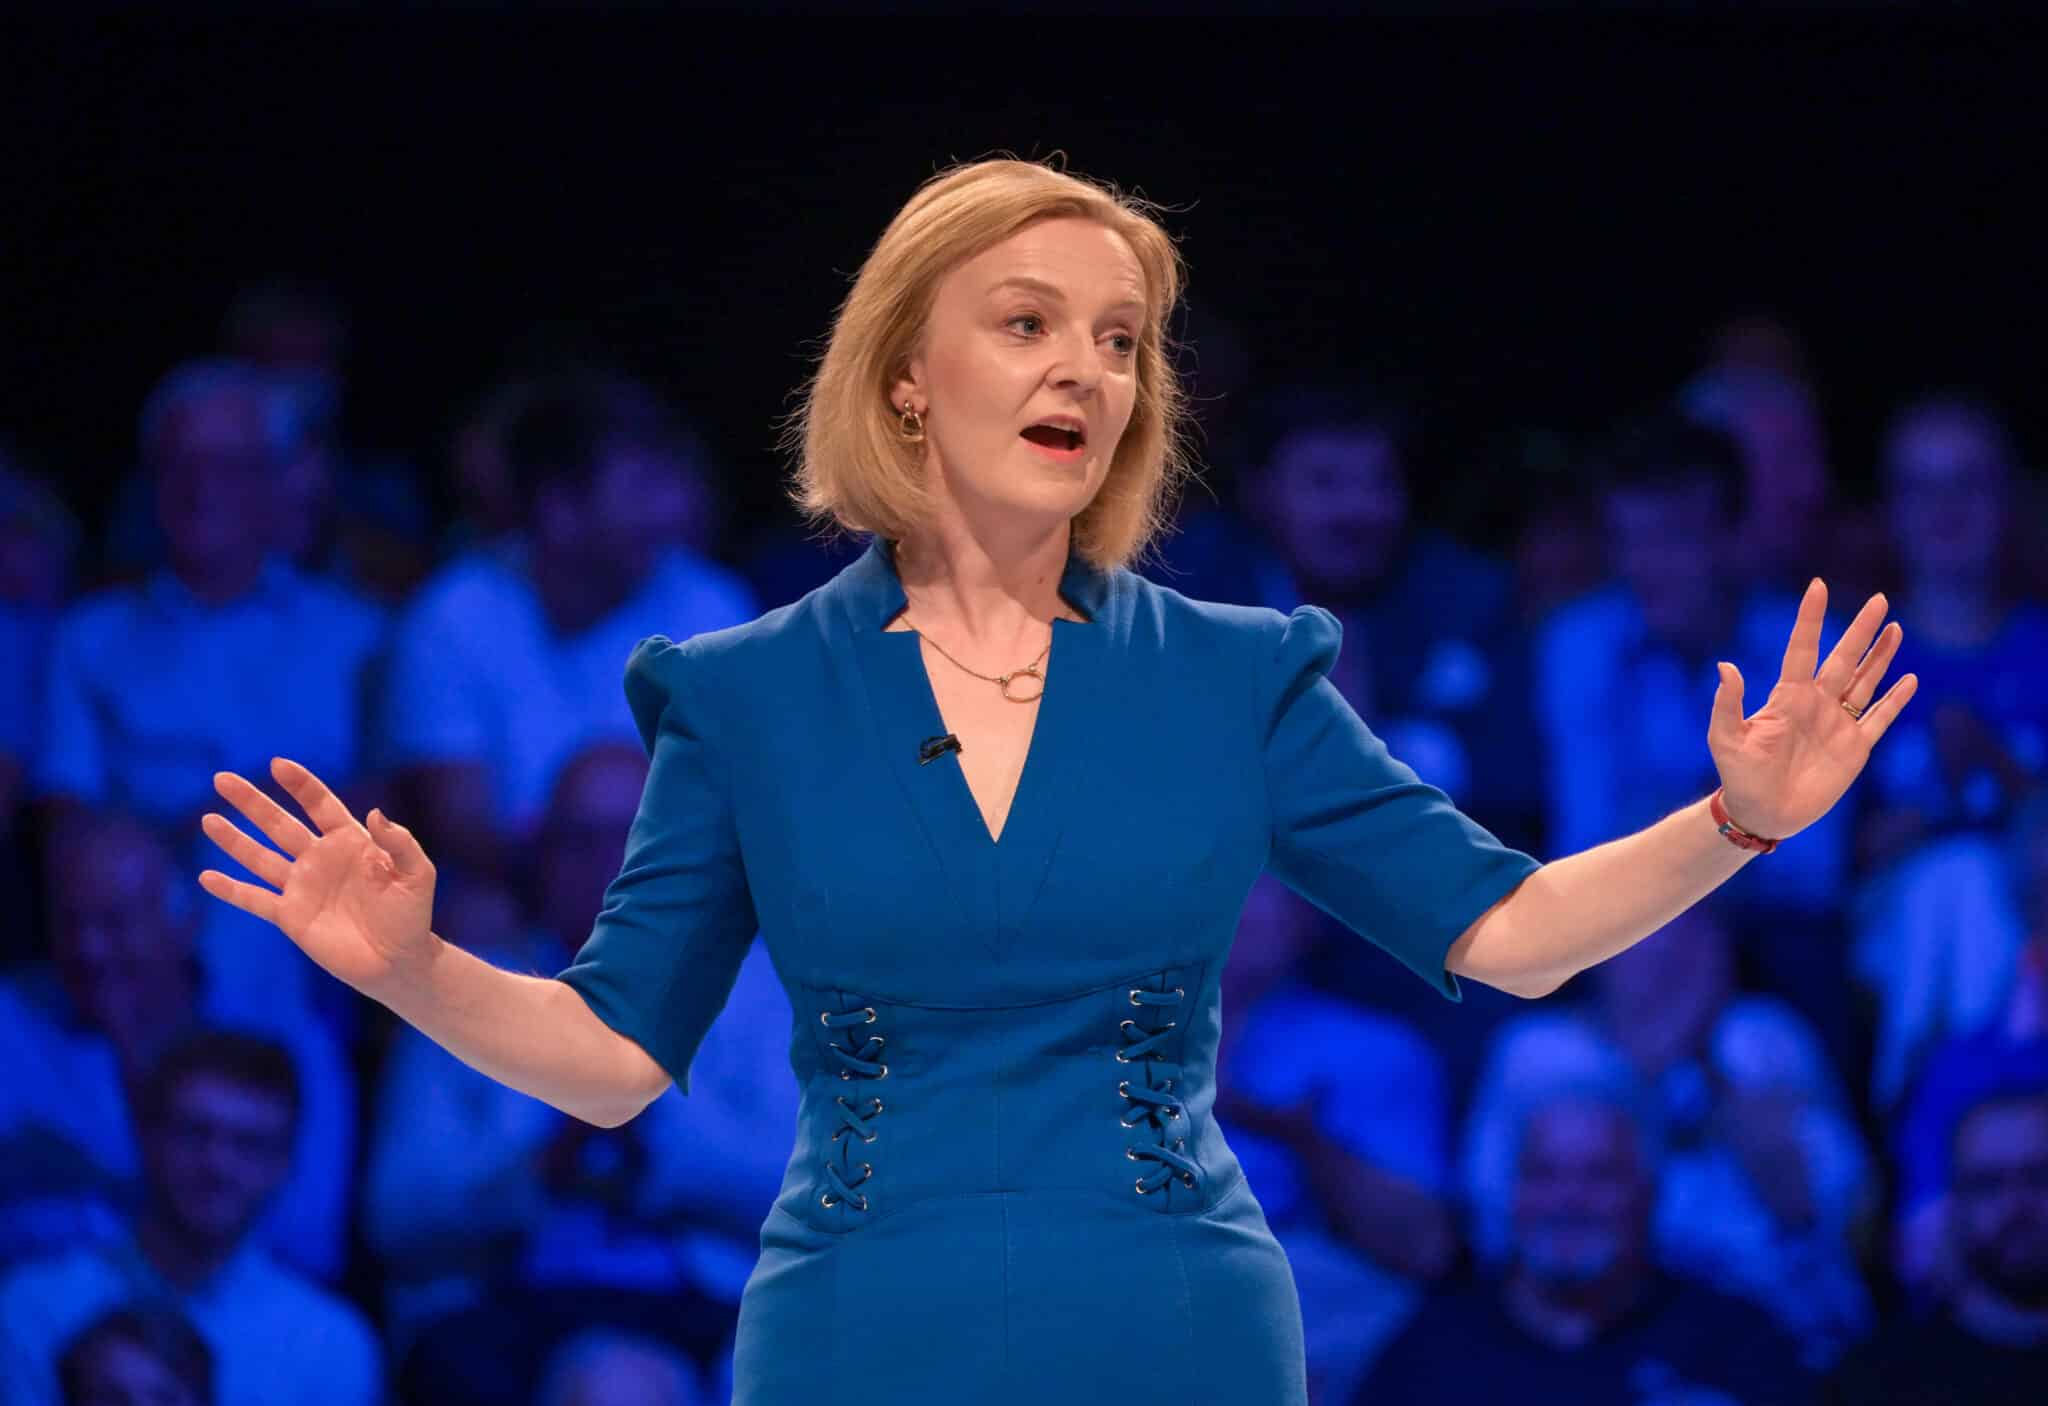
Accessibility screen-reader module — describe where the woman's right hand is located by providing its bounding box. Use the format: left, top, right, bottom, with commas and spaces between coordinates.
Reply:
198, 756, 442, 1001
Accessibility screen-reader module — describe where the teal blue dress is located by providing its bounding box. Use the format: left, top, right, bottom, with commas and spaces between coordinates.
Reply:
555, 532, 1543, 1404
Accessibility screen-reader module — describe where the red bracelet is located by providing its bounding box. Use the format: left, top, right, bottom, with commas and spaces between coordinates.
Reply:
1709, 788, 1779, 854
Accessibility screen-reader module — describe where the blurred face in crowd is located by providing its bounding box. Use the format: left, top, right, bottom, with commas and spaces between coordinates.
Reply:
538, 437, 698, 594
891, 216, 1142, 544
1882, 407, 2011, 588
1263, 427, 1409, 597
1605, 475, 1725, 643
1510, 1100, 1653, 1289
64, 1335, 203, 1406
50, 822, 192, 1038
538, 743, 650, 939
142, 1071, 295, 1248
1949, 1096, 2048, 1308
151, 386, 277, 583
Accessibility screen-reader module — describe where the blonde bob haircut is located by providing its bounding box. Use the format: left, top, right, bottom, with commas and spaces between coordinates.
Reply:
780, 156, 1196, 577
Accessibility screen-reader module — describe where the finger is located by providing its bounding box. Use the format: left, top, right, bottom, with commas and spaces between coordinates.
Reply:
196, 868, 281, 925
200, 811, 293, 890
1816, 591, 1891, 696
1859, 671, 1920, 745
213, 770, 315, 858
271, 756, 358, 837
367, 808, 433, 879
1711, 661, 1747, 747
1777, 578, 1827, 685
1844, 618, 1905, 704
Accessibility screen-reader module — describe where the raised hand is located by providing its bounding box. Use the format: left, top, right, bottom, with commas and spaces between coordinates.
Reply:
197, 757, 442, 1001
1708, 578, 1919, 842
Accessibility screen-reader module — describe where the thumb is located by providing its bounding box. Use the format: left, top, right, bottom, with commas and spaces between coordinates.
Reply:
1710, 661, 1745, 746
367, 808, 433, 879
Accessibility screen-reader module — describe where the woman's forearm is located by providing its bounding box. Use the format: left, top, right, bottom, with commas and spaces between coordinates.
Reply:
371, 938, 665, 1128
1457, 793, 1757, 996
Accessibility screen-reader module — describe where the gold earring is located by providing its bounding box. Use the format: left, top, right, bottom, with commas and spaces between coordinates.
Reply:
897, 403, 925, 443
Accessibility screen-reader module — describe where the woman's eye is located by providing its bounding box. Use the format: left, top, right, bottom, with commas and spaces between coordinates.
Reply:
1005, 313, 1044, 336
1108, 333, 1137, 356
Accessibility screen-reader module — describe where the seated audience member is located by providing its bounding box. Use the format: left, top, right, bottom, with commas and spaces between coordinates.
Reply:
532, 1327, 709, 1406
1824, 1083, 2048, 1403
1359, 1079, 1811, 1406
1887, 790, 2048, 1298
0, 1030, 381, 1406
1855, 392, 2047, 866
1211, 875, 1458, 1403
1228, 382, 1545, 855
1846, 394, 2048, 1110
366, 740, 793, 1400
0, 810, 354, 1281
1534, 407, 1857, 1025
1677, 362, 1834, 600
1462, 902, 1876, 1369
31, 358, 390, 1030
101, 279, 434, 602
376, 369, 756, 880
55, 1302, 214, 1406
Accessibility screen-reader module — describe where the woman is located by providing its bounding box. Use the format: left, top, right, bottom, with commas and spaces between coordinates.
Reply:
196, 157, 1918, 1403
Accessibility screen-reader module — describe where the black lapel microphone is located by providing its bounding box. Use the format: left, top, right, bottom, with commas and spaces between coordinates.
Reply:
918, 733, 962, 765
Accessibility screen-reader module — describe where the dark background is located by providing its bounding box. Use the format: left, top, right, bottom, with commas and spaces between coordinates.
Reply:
4, 12, 2041, 548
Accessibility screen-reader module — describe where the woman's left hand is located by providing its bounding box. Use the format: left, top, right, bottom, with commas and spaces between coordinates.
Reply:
1709, 578, 1919, 842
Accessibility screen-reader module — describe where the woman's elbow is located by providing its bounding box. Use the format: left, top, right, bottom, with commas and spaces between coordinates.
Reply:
1445, 890, 1563, 1000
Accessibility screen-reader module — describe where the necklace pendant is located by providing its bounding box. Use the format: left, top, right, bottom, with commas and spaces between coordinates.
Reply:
1000, 664, 1045, 703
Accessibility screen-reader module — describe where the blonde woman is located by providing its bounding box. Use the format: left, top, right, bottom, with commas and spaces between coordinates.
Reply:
196, 157, 1917, 1402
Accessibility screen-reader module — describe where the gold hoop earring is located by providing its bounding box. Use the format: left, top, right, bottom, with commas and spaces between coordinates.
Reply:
897, 403, 925, 443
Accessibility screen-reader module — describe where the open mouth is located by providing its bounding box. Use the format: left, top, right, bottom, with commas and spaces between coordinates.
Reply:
1020, 424, 1085, 453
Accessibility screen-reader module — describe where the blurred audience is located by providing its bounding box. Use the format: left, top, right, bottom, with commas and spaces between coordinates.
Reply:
1360, 1078, 1811, 1405
0, 810, 355, 1282
375, 369, 756, 880
1232, 383, 1545, 854
1462, 902, 1876, 1369
1212, 874, 1458, 1403
1825, 1083, 2048, 1402
54, 1302, 215, 1406
366, 741, 793, 1403
3, 267, 2041, 1405
0, 1029, 381, 1406
1534, 407, 1860, 1040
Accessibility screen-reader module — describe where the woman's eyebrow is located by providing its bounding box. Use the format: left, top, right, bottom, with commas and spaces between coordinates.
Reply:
985, 275, 1145, 317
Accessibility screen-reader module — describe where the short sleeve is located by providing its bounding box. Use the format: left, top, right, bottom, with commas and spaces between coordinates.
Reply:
554, 634, 760, 1096
1259, 604, 1542, 1001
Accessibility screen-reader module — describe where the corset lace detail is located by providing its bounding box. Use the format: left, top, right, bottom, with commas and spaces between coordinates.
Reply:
819, 1003, 887, 1212
1117, 984, 1204, 1196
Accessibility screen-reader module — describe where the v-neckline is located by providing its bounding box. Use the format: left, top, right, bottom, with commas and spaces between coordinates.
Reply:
841, 531, 1116, 958
889, 616, 1078, 849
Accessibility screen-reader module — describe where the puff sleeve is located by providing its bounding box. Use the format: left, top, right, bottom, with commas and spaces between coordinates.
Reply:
553, 634, 760, 1096
1260, 604, 1542, 1001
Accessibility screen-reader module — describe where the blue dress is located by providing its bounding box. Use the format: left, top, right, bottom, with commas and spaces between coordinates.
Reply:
554, 532, 1543, 1404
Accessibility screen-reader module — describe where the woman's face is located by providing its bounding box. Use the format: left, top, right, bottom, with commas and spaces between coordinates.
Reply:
893, 215, 1146, 535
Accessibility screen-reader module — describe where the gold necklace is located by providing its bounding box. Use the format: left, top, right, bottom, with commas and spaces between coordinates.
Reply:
902, 617, 1051, 703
